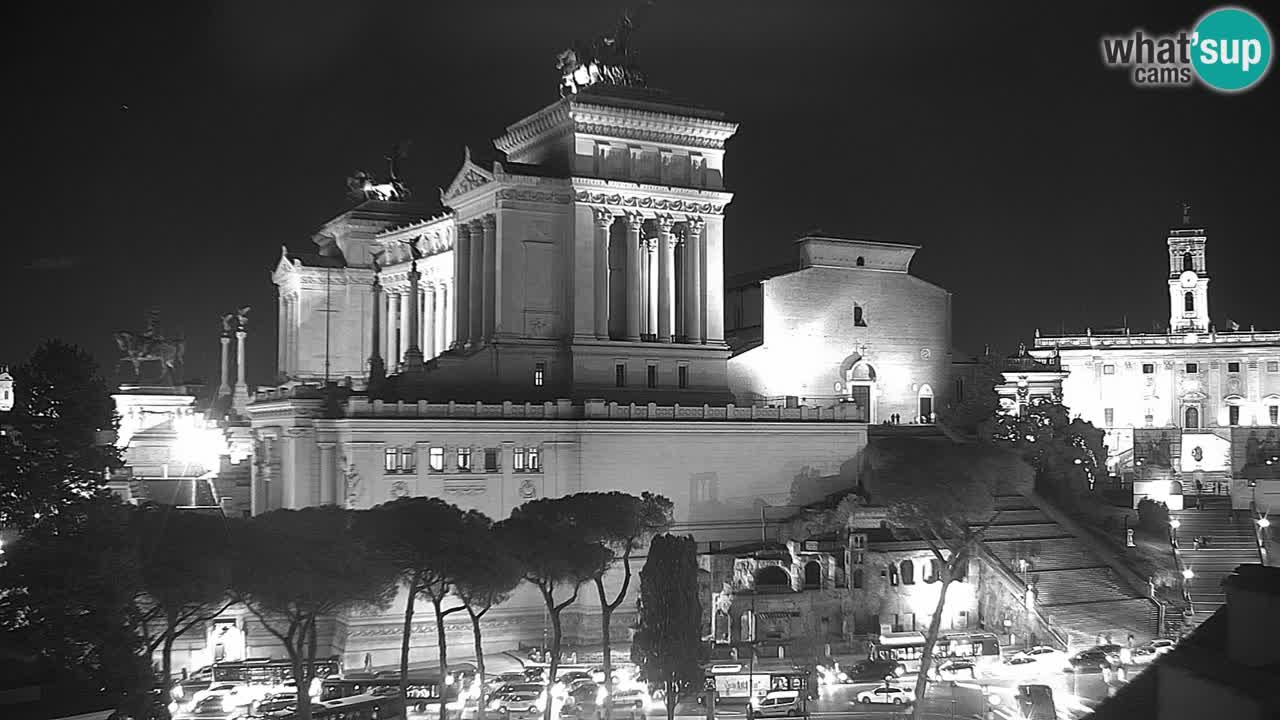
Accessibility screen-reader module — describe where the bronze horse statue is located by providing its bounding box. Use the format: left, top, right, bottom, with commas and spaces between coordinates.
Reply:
114, 330, 185, 385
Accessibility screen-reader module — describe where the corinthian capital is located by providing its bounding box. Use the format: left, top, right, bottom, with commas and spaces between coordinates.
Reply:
592, 207, 616, 228
656, 215, 677, 235
686, 216, 706, 235
625, 212, 644, 231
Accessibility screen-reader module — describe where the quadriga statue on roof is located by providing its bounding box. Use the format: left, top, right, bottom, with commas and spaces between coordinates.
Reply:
557, 1, 653, 96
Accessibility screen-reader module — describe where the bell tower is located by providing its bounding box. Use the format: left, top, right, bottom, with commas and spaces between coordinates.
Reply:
1167, 205, 1209, 334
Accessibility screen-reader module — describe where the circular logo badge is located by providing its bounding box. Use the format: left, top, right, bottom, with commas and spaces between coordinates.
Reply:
1192, 7, 1273, 92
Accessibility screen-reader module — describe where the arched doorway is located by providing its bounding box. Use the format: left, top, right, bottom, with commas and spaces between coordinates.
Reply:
804, 560, 822, 589
1184, 405, 1200, 429
755, 565, 790, 589
845, 361, 877, 423
917, 384, 935, 423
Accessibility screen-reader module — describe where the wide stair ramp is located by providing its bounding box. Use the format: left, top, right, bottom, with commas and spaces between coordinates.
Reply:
1171, 496, 1261, 626
984, 495, 1158, 647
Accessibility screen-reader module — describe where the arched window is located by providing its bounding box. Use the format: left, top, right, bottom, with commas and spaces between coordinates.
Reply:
856, 256, 865, 267
925, 559, 940, 583
888, 564, 899, 586
1184, 292, 1195, 312
804, 561, 822, 589
1183, 252, 1194, 271
1185, 406, 1200, 429
755, 565, 790, 588
852, 568, 864, 589
900, 560, 915, 585
853, 304, 867, 327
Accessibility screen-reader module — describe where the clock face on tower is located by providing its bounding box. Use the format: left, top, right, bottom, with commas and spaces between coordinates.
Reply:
1179, 270, 1199, 288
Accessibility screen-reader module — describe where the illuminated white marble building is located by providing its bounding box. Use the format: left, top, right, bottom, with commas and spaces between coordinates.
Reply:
1031, 222, 1280, 511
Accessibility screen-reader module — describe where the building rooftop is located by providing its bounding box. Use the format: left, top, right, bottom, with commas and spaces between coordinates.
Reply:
1034, 327, 1280, 351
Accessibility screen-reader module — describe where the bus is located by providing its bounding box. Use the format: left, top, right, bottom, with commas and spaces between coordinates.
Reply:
185, 657, 343, 688
311, 692, 406, 720
866, 632, 1002, 673
322, 673, 462, 714
700, 665, 811, 704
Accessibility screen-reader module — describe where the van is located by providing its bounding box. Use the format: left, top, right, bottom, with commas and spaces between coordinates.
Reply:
747, 690, 805, 719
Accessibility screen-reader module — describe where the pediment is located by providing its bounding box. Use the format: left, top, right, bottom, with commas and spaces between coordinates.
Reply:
273, 246, 298, 275
441, 147, 495, 203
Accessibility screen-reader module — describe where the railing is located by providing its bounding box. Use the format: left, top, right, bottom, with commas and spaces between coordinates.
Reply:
973, 542, 1070, 652
1035, 328, 1280, 348
332, 397, 869, 422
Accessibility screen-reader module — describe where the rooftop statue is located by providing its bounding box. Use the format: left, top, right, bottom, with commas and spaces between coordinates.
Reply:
114, 314, 185, 386
558, 1, 654, 96
346, 141, 413, 202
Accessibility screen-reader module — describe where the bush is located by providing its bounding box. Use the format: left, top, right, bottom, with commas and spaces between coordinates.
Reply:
1136, 498, 1170, 534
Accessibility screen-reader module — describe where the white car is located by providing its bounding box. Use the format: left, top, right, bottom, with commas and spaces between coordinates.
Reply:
1013, 646, 1066, 664
1146, 639, 1176, 655
855, 685, 916, 705
189, 683, 254, 709
1002, 656, 1045, 675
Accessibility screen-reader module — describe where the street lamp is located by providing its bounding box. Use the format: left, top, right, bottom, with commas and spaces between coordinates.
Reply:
1170, 518, 1181, 546
1182, 567, 1194, 581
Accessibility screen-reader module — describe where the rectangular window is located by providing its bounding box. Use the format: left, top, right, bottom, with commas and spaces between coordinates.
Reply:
1271, 406, 1279, 425
615, 363, 626, 387
534, 362, 545, 387
384, 448, 397, 473
954, 377, 964, 398
1103, 364, 1115, 375
429, 447, 444, 472
513, 447, 526, 472
457, 447, 472, 472
1186, 363, 1198, 374
678, 365, 689, 389
1104, 408, 1114, 427
484, 448, 499, 472
1226, 361, 1240, 373
1268, 361, 1280, 373
528, 446, 541, 472
1229, 406, 1240, 426
1142, 363, 1155, 374
647, 364, 658, 389
1145, 412, 1154, 427
399, 448, 415, 473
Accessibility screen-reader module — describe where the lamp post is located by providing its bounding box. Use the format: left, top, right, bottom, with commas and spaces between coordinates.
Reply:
1170, 518, 1181, 547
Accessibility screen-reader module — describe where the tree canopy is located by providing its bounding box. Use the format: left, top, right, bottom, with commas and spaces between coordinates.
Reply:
231, 506, 398, 720
632, 534, 702, 720
0, 340, 120, 531
985, 397, 1107, 510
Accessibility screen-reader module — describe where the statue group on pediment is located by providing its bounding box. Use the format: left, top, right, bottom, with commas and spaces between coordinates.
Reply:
557, 1, 653, 96
114, 310, 186, 386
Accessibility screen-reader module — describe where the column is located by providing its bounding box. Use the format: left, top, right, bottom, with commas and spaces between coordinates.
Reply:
685, 218, 705, 344
625, 214, 643, 341
318, 442, 337, 505
233, 330, 249, 411
454, 224, 472, 348
639, 239, 650, 336
703, 215, 725, 343
657, 217, 676, 343
219, 335, 232, 397
399, 289, 413, 370
646, 238, 659, 338
481, 215, 497, 342
387, 290, 400, 367
439, 283, 450, 353
468, 219, 484, 346
369, 277, 385, 381
403, 264, 423, 371
276, 292, 286, 377
423, 284, 436, 358
593, 209, 613, 339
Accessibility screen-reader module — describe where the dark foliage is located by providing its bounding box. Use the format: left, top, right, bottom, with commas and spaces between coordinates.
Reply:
1136, 498, 1171, 535
632, 534, 702, 720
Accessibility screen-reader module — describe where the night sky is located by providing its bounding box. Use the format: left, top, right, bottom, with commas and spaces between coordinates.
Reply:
4, 1, 1277, 392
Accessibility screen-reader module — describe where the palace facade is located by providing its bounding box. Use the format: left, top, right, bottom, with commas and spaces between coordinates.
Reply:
1030, 223, 1280, 511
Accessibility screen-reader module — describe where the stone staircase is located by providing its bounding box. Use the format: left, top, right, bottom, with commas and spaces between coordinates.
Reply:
1171, 496, 1261, 626
984, 495, 1159, 646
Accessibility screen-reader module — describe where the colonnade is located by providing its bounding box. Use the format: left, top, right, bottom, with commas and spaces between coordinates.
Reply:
596, 211, 709, 343
377, 279, 454, 370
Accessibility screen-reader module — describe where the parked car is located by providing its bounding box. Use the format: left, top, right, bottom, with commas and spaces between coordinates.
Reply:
558, 671, 594, 685
494, 683, 547, 699
176, 695, 247, 720
1145, 639, 1176, 655
487, 690, 546, 717
1003, 656, 1045, 675
247, 694, 296, 719
491, 673, 532, 691
747, 690, 805, 719
855, 685, 916, 705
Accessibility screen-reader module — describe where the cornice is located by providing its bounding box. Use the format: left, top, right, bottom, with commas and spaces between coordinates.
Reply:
571, 177, 732, 216
495, 102, 573, 157
568, 103, 738, 150
299, 417, 868, 436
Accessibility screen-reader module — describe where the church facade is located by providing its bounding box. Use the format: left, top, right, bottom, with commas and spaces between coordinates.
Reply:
1031, 222, 1280, 512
